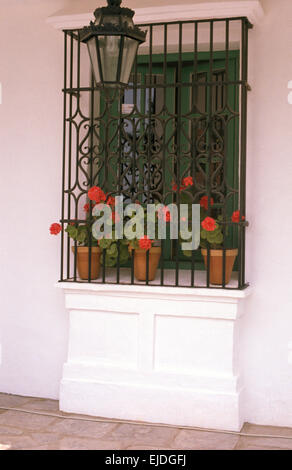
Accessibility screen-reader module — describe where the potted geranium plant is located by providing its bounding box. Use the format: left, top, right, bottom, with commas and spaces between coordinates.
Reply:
174, 176, 245, 285
50, 186, 129, 280
126, 203, 169, 281
200, 202, 245, 285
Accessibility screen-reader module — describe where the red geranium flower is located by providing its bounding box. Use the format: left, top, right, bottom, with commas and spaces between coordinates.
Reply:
232, 210, 245, 223
83, 202, 97, 212
164, 210, 171, 222
139, 235, 153, 251
50, 223, 62, 235
88, 186, 106, 203
106, 195, 115, 207
200, 195, 214, 211
201, 217, 216, 232
158, 206, 172, 222
182, 176, 194, 187
172, 182, 184, 192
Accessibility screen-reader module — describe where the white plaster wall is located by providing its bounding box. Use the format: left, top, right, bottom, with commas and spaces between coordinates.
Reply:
0, 0, 72, 398
243, 0, 292, 426
0, 0, 291, 427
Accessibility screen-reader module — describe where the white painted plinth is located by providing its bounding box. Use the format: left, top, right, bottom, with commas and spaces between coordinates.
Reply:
58, 282, 251, 431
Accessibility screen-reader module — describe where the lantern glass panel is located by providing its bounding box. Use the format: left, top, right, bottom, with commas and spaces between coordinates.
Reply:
87, 37, 101, 83
98, 35, 121, 82
120, 36, 139, 85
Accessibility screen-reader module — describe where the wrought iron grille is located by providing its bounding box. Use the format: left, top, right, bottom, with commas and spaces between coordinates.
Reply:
60, 17, 251, 289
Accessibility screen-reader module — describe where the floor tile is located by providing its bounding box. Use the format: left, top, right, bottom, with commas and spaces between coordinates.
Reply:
235, 442, 289, 450
172, 429, 239, 450
241, 422, 292, 437
18, 399, 60, 413
236, 423, 292, 450
0, 393, 33, 409
125, 445, 174, 450
28, 431, 63, 447
45, 418, 118, 439
235, 436, 292, 450
0, 434, 38, 450
0, 425, 23, 435
105, 423, 179, 448
0, 410, 57, 431
57, 437, 126, 450
1, 394, 292, 451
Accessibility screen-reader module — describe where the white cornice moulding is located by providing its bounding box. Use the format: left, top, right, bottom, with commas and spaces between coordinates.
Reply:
47, 1, 264, 31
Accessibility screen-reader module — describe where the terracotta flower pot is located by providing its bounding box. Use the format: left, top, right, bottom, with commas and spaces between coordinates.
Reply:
71, 246, 101, 280
201, 248, 238, 285
129, 247, 161, 281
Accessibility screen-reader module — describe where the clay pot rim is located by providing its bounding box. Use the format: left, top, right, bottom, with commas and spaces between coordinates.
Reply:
201, 248, 238, 257
128, 246, 162, 254
71, 246, 101, 253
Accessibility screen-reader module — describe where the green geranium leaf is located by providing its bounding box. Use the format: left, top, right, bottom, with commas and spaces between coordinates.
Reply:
76, 230, 87, 243
207, 231, 224, 245
105, 255, 117, 267
65, 226, 78, 240
99, 238, 112, 249
120, 245, 129, 264
107, 243, 118, 257
200, 229, 207, 240
129, 239, 139, 250
182, 250, 192, 258
200, 239, 207, 249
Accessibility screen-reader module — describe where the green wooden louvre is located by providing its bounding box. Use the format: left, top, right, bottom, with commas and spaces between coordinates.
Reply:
60, 18, 251, 289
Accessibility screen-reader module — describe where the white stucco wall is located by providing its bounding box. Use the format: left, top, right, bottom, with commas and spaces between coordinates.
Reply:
243, 0, 292, 426
0, 0, 292, 427
0, 0, 71, 398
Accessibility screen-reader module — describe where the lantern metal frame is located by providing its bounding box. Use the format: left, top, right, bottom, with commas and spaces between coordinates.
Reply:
80, 0, 147, 88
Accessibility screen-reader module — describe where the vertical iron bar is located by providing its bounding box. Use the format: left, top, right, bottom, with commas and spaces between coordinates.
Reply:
206, 21, 214, 288
116, 240, 121, 285
60, 31, 68, 282
222, 19, 230, 289
160, 23, 168, 287
67, 32, 74, 280
146, 249, 150, 285
105, 99, 109, 193
102, 248, 106, 283
146, 24, 153, 284
175, 22, 183, 287
117, 92, 123, 285
73, 31, 81, 282
238, 18, 249, 288
191, 21, 198, 287
131, 248, 135, 284
87, 69, 95, 283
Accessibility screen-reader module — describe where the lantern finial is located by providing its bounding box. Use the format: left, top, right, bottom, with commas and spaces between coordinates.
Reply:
107, 0, 122, 6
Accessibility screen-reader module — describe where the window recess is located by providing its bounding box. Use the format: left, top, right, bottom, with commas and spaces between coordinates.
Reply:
60, 17, 251, 289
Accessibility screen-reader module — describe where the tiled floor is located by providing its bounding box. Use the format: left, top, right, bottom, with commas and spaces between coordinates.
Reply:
0, 393, 292, 450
